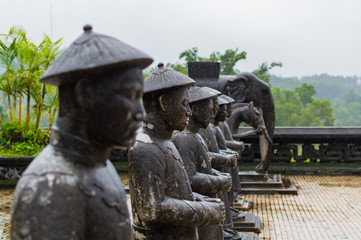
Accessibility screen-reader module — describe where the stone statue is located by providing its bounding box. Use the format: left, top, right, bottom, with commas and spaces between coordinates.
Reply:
197, 90, 249, 240
213, 96, 243, 201
10, 25, 153, 240
188, 62, 275, 172
218, 95, 245, 153
128, 63, 226, 240
198, 87, 239, 171
227, 102, 272, 172
217, 95, 245, 198
172, 86, 233, 240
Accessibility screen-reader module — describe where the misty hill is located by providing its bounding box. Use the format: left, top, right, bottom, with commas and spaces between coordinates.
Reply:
270, 74, 361, 101
270, 74, 361, 126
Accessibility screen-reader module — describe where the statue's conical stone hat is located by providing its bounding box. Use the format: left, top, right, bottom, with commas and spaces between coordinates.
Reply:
40, 25, 153, 86
219, 94, 235, 104
217, 96, 228, 105
202, 86, 221, 96
144, 63, 195, 94
188, 86, 218, 103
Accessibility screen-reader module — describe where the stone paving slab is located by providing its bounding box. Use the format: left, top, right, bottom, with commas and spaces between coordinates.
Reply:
247, 175, 361, 240
2, 175, 361, 239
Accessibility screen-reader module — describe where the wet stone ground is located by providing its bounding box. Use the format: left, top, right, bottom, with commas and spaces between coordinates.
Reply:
247, 175, 361, 240
1, 175, 361, 239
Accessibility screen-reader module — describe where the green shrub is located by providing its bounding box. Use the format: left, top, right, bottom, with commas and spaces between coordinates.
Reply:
0, 121, 49, 156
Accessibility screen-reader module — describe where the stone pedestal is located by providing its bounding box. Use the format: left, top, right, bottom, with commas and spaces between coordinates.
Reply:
239, 171, 298, 195
232, 195, 252, 211
232, 213, 261, 233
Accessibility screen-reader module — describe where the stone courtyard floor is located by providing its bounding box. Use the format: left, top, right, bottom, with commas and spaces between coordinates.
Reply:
247, 175, 361, 240
1, 175, 361, 239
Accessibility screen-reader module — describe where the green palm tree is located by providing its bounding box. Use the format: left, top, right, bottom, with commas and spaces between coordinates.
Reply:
34, 35, 62, 130
16, 38, 44, 133
43, 85, 59, 135
0, 37, 19, 124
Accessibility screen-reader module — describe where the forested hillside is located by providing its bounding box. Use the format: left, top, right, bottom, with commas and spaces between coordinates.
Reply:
271, 74, 361, 126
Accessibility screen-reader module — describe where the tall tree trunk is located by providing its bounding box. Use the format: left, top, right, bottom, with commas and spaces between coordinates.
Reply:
13, 96, 17, 122
35, 85, 46, 130
25, 85, 31, 133
7, 95, 13, 123
18, 86, 22, 127
46, 107, 58, 135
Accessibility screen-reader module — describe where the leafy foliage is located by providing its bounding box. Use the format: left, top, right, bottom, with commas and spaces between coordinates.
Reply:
0, 121, 49, 156
143, 47, 250, 78
295, 83, 316, 107
252, 61, 282, 84
0, 25, 62, 156
178, 47, 247, 75
271, 74, 360, 126
272, 87, 335, 126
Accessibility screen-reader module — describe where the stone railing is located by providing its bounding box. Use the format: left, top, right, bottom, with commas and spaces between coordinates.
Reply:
237, 127, 361, 163
1, 127, 361, 171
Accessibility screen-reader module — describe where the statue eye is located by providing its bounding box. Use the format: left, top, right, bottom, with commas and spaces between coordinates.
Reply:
122, 89, 142, 101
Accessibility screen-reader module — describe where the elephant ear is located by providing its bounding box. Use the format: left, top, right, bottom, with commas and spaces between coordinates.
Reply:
249, 101, 254, 109
226, 76, 248, 103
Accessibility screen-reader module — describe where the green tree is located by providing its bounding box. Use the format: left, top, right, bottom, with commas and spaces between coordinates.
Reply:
272, 87, 302, 126
295, 83, 316, 107
166, 63, 188, 75
253, 61, 282, 84
42, 85, 59, 135
300, 99, 334, 126
209, 48, 247, 75
272, 86, 335, 126
0, 37, 19, 124
0, 25, 63, 152
333, 100, 361, 126
33, 35, 62, 130
178, 47, 247, 75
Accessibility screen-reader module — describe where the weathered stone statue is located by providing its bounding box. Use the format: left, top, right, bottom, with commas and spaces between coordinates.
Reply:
213, 96, 243, 201
11, 25, 153, 240
198, 87, 238, 171
226, 101, 272, 172
196, 90, 249, 240
172, 86, 233, 240
218, 94, 245, 153
128, 63, 226, 240
188, 62, 275, 172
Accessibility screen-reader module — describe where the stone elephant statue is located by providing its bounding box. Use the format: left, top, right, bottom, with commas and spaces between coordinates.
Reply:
188, 62, 275, 172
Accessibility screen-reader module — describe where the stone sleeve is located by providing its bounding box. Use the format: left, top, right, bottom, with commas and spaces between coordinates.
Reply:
128, 143, 224, 229
225, 140, 244, 151
172, 134, 225, 195
208, 152, 232, 169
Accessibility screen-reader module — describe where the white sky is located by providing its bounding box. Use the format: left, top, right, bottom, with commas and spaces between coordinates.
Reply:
1, 0, 361, 77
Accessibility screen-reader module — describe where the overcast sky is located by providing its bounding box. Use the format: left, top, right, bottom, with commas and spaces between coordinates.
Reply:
2, 0, 361, 78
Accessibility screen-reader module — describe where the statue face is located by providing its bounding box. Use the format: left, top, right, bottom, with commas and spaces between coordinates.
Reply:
215, 104, 227, 122
191, 98, 214, 129
226, 103, 233, 117
212, 97, 219, 118
88, 67, 145, 148
163, 87, 191, 131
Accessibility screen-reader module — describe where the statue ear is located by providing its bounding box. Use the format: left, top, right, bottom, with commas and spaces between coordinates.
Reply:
75, 77, 92, 109
159, 95, 167, 112
249, 101, 254, 109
